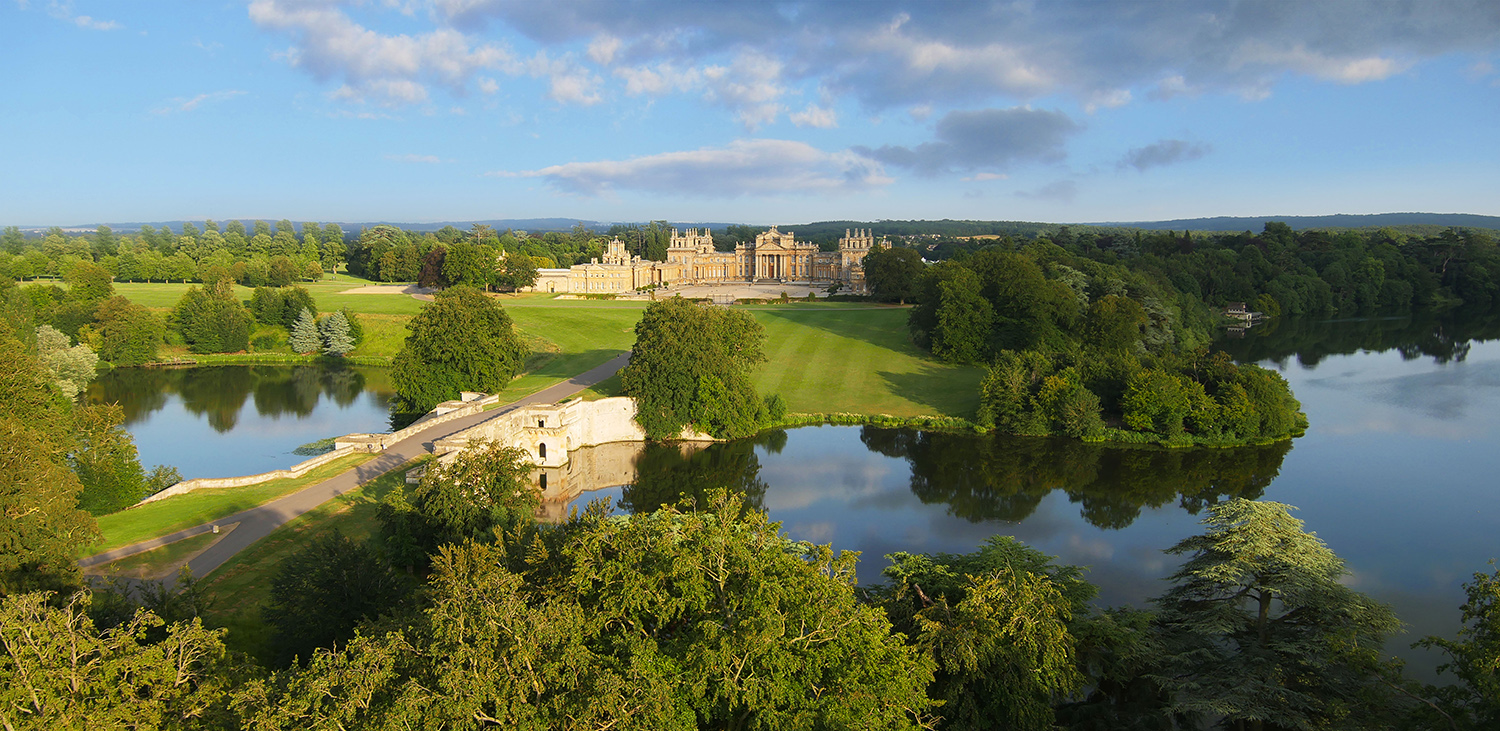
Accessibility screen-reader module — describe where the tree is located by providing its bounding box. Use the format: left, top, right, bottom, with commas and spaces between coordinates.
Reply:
0, 592, 241, 728
0, 320, 99, 596
34, 324, 98, 400
620, 297, 767, 440
391, 286, 527, 413
172, 280, 251, 354
94, 296, 163, 366
377, 440, 537, 569
70, 403, 147, 515
249, 494, 935, 729
417, 245, 448, 288
1415, 563, 1500, 729
1153, 499, 1402, 730
930, 266, 995, 364
879, 536, 1094, 730
288, 308, 320, 354
441, 242, 497, 289
318, 310, 355, 356
1083, 294, 1148, 352
864, 245, 925, 303
264, 531, 410, 668
64, 259, 114, 302
494, 251, 538, 291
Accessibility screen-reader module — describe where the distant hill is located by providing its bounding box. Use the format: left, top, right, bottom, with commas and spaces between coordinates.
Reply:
21, 212, 1497, 237
1087, 212, 1500, 232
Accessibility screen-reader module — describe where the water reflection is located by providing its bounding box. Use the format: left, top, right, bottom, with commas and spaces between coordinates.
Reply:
88, 364, 389, 433
541, 428, 1287, 532
1216, 310, 1500, 368
86, 364, 395, 479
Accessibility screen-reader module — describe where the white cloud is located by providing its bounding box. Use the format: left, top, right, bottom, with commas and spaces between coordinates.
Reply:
1084, 89, 1132, 114
385, 154, 444, 163
1232, 42, 1411, 84
525, 52, 602, 106
587, 34, 622, 65
702, 52, 787, 129
248, 0, 514, 106
789, 104, 837, 129
492, 138, 891, 197
151, 90, 248, 115
73, 14, 119, 31
962, 172, 1008, 182
477, 76, 499, 94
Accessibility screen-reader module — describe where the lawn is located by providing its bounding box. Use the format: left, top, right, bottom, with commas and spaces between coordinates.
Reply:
495, 301, 647, 401
747, 305, 983, 418
112, 275, 425, 317
85, 452, 379, 557
88, 531, 220, 580
197, 459, 422, 664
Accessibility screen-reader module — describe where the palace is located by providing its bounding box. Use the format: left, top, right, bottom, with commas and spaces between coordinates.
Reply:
527, 226, 884, 295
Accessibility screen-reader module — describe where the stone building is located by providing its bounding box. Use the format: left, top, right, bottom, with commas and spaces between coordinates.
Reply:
525, 226, 885, 294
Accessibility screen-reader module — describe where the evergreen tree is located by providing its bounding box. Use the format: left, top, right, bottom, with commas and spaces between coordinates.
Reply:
318, 310, 354, 356
1153, 499, 1403, 730
289, 308, 320, 354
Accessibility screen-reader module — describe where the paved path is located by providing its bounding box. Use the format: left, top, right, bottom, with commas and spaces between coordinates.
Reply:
80, 352, 631, 580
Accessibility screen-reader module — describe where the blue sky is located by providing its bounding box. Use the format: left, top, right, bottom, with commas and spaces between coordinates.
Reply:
2, 0, 1497, 227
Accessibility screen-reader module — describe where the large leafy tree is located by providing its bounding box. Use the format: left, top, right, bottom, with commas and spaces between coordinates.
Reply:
863, 245, 925, 303
264, 531, 411, 668
94, 296, 164, 366
390, 286, 527, 413
378, 440, 538, 569
1152, 499, 1402, 730
171, 280, 251, 354
620, 296, 766, 440
879, 536, 1095, 730
0, 592, 242, 729
244, 494, 936, 730
0, 320, 99, 596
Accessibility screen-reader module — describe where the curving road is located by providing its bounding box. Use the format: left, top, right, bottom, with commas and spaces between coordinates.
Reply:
80, 352, 631, 580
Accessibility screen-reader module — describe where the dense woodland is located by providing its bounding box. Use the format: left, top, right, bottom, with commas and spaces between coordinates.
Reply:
863, 224, 1500, 446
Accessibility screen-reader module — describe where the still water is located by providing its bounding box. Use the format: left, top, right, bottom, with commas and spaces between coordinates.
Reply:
551, 312, 1500, 680
85, 364, 394, 479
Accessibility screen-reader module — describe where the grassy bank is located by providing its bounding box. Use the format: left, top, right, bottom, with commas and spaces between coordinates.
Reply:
84, 452, 379, 556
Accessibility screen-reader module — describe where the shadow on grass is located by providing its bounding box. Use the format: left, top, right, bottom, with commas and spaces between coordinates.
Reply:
527, 347, 628, 380
877, 362, 983, 417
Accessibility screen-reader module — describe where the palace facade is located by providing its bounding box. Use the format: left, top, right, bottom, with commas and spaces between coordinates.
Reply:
527, 226, 884, 295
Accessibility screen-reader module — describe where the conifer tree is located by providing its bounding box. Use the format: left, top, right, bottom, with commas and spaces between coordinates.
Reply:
319, 310, 354, 357
289, 307, 320, 354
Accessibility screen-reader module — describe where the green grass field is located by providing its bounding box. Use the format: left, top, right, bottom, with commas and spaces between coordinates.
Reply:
84, 452, 379, 556
747, 305, 983, 418
196, 459, 421, 663
89, 531, 220, 580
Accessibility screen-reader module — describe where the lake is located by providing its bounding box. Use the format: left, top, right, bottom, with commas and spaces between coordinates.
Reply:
547, 311, 1500, 681
90, 313, 1500, 680
85, 364, 395, 480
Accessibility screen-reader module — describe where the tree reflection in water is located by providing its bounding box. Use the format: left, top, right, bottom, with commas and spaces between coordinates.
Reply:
1216, 310, 1500, 368
860, 427, 1289, 529
87, 364, 387, 434
618, 434, 774, 515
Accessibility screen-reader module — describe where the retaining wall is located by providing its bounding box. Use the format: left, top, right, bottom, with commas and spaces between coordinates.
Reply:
137, 445, 360, 505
